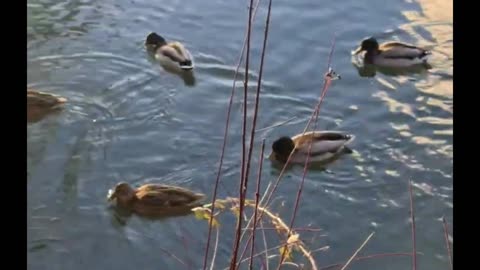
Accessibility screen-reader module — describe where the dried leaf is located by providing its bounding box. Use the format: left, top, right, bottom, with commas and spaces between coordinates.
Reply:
192, 207, 220, 228
287, 233, 300, 245
279, 246, 293, 262
231, 205, 240, 220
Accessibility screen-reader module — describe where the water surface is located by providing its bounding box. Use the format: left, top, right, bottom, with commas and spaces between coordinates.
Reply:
27, 0, 452, 269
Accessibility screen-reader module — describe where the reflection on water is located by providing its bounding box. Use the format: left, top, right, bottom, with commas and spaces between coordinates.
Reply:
28, 0, 452, 268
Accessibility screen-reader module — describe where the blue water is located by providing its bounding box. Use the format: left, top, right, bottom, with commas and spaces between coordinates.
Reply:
28, 0, 452, 269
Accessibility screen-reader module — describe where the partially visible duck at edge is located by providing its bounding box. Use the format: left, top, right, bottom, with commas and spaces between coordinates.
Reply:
27, 89, 67, 123
107, 182, 205, 217
353, 37, 431, 68
268, 131, 355, 164
145, 32, 194, 71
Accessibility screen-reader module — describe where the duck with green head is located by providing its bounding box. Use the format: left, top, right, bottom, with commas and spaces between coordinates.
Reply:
145, 32, 194, 71
268, 131, 355, 164
353, 37, 431, 68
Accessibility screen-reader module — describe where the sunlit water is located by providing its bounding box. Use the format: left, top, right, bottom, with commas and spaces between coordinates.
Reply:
27, 0, 452, 269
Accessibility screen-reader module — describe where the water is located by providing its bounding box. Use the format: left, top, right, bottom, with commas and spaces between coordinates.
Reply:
27, 0, 452, 269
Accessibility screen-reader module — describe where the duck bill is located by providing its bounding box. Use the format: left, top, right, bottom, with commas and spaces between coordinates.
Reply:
267, 152, 275, 161
352, 47, 363, 55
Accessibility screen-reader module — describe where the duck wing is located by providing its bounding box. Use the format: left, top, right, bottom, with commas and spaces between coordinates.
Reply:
380, 42, 430, 59
137, 185, 203, 206
158, 45, 189, 63
294, 131, 354, 156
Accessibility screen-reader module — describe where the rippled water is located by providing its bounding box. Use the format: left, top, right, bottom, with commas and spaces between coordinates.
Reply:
27, 0, 452, 269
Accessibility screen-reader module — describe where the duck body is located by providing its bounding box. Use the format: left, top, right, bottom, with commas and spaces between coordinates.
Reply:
145, 32, 194, 71
27, 89, 67, 123
27, 89, 67, 108
269, 131, 355, 164
353, 37, 431, 68
108, 182, 205, 217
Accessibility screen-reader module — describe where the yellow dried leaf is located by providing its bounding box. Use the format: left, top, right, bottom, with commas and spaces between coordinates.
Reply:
210, 216, 219, 228
192, 207, 207, 220
279, 246, 292, 262
192, 207, 220, 228
231, 206, 240, 219
214, 200, 226, 210
287, 234, 300, 245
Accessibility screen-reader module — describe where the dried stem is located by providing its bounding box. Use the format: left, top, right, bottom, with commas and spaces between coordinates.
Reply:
408, 179, 417, 270
277, 36, 337, 268
230, 0, 255, 267
442, 216, 453, 270
260, 220, 270, 270
235, 34, 338, 267
250, 140, 266, 270
202, 0, 262, 268
339, 232, 375, 270
208, 227, 221, 270
159, 246, 187, 267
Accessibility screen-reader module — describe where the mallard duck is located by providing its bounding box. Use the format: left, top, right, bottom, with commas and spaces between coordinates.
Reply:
145, 32, 194, 71
353, 37, 431, 68
268, 131, 355, 164
27, 89, 67, 108
27, 89, 67, 123
107, 182, 205, 217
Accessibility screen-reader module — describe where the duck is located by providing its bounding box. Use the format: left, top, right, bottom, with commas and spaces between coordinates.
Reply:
27, 89, 67, 123
145, 32, 194, 71
268, 131, 355, 164
353, 37, 431, 68
27, 89, 67, 108
107, 182, 206, 217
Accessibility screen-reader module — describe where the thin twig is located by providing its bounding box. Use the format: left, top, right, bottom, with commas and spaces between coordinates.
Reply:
202, 0, 262, 268
408, 179, 417, 270
339, 232, 375, 270
250, 140, 266, 270
260, 220, 270, 270
209, 227, 221, 270
278, 36, 337, 267
230, 0, 255, 267
159, 246, 187, 267
243, 227, 323, 233
236, 34, 338, 266
442, 216, 453, 270
255, 116, 298, 133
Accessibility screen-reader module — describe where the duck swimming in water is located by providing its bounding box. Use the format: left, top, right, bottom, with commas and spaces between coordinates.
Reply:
353, 37, 431, 68
268, 131, 355, 164
107, 182, 205, 217
145, 32, 194, 71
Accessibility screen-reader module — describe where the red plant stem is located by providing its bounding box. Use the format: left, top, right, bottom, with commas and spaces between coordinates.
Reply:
277, 36, 337, 267
319, 252, 413, 270
442, 216, 453, 270
408, 179, 417, 270
202, 0, 262, 269
249, 140, 266, 270
236, 35, 337, 264
229, 0, 255, 268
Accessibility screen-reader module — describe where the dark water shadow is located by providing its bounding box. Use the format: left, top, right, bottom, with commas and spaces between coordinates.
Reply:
353, 61, 432, 78
107, 204, 196, 226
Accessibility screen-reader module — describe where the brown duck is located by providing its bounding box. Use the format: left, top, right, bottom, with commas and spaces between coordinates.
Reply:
27, 89, 67, 123
107, 182, 206, 217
